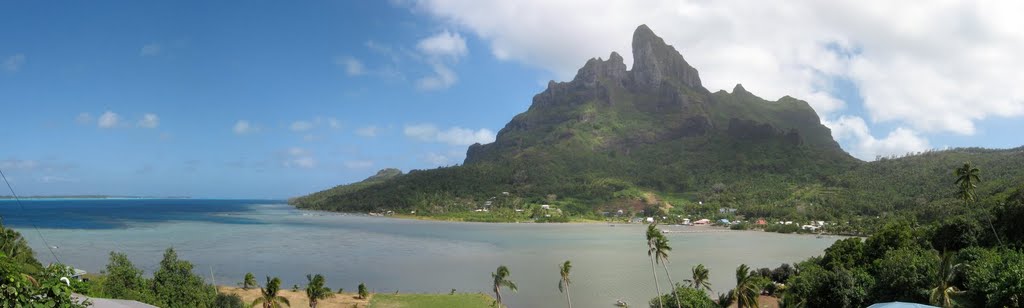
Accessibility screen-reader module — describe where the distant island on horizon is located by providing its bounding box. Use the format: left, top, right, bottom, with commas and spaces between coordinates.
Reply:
0, 195, 192, 200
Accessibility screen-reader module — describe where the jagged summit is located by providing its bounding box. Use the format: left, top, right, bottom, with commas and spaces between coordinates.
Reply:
631, 24, 704, 90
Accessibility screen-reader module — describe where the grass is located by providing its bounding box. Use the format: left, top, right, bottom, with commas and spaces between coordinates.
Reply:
368, 293, 494, 308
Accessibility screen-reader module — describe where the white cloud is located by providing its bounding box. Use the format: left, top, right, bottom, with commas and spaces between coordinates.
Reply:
137, 113, 159, 128
408, 0, 1024, 135
416, 31, 468, 58
75, 113, 93, 125
825, 116, 931, 160
98, 111, 120, 128
403, 123, 495, 145
335, 56, 365, 76
233, 120, 259, 135
140, 43, 162, 56
3, 54, 26, 72
424, 152, 452, 165
290, 120, 314, 132
356, 125, 379, 137
327, 117, 342, 129
0, 159, 38, 170
39, 175, 78, 183
282, 147, 315, 168
415, 62, 457, 90
344, 160, 374, 169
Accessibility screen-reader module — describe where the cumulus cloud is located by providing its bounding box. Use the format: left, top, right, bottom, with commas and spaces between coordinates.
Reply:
826, 116, 931, 160
98, 111, 120, 128
407, 0, 1024, 135
137, 113, 160, 128
403, 123, 495, 145
335, 56, 365, 76
415, 62, 457, 90
233, 120, 259, 135
416, 30, 468, 58
140, 43, 162, 56
344, 160, 374, 169
356, 125, 379, 137
327, 117, 342, 129
3, 54, 25, 72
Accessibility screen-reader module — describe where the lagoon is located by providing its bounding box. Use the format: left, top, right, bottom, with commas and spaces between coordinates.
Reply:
1, 199, 839, 307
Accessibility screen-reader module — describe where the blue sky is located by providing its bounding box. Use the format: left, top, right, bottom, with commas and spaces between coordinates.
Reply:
2, 1, 1022, 198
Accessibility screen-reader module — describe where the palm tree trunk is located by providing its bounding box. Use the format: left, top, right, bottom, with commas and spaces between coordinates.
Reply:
650, 255, 664, 308
662, 263, 682, 308
565, 283, 572, 308
494, 285, 503, 307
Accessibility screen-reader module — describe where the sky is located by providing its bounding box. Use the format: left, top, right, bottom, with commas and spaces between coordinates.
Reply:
2, 0, 1023, 198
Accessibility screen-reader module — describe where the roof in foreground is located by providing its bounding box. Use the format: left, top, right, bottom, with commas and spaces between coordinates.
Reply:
72, 294, 159, 308
867, 302, 939, 308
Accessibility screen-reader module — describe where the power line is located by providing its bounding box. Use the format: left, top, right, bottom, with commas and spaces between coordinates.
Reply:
0, 167, 62, 264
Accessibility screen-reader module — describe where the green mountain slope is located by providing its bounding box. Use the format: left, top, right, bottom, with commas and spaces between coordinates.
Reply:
291, 25, 1022, 223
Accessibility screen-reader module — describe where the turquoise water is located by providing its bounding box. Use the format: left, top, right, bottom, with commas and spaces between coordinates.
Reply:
1, 199, 839, 307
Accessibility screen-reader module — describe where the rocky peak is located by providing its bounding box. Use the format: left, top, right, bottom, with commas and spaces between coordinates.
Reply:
573, 51, 628, 87
630, 24, 703, 90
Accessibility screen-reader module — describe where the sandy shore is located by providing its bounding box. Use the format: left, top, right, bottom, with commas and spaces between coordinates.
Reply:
218, 286, 371, 308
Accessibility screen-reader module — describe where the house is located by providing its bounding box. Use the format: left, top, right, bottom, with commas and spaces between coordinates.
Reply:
695, 219, 711, 225
756, 218, 767, 225
784, 221, 794, 225
541, 204, 551, 210
802, 225, 819, 231
718, 219, 731, 225
502, 191, 510, 195
616, 209, 624, 216
645, 217, 655, 223
718, 207, 737, 214
682, 218, 691, 225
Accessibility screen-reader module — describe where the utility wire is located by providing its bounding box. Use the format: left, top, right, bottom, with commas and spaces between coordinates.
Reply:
0, 167, 62, 264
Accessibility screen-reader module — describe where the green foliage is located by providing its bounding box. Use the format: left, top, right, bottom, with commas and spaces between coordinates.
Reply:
101, 251, 158, 303
244, 272, 257, 290
649, 285, 716, 308
731, 264, 760, 308
214, 293, 246, 308
0, 254, 89, 308
306, 273, 333, 308
0, 223, 44, 275
929, 216, 981, 252
357, 282, 369, 300
994, 184, 1024, 248
152, 248, 217, 307
864, 220, 920, 261
821, 238, 866, 270
254, 276, 290, 308
958, 247, 1024, 307
785, 262, 874, 308
872, 247, 939, 303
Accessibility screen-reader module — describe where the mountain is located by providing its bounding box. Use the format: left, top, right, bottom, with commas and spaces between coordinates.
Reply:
291, 25, 1022, 222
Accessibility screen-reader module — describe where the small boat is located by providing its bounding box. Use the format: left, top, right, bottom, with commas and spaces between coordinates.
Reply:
615, 298, 628, 307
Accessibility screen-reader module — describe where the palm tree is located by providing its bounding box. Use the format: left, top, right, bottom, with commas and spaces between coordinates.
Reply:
731, 264, 759, 308
646, 223, 664, 308
252, 276, 290, 308
653, 236, 681, 308
684, 264, 712, 292
492, 265, 517, 307
955, 162, 1001, 245
305, 274, 332, 308
557, 260, 572, 308
243, 272, 257, 290
929, 251, 963, 308
716, 291, 734, 308
954, 162, 980, 203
